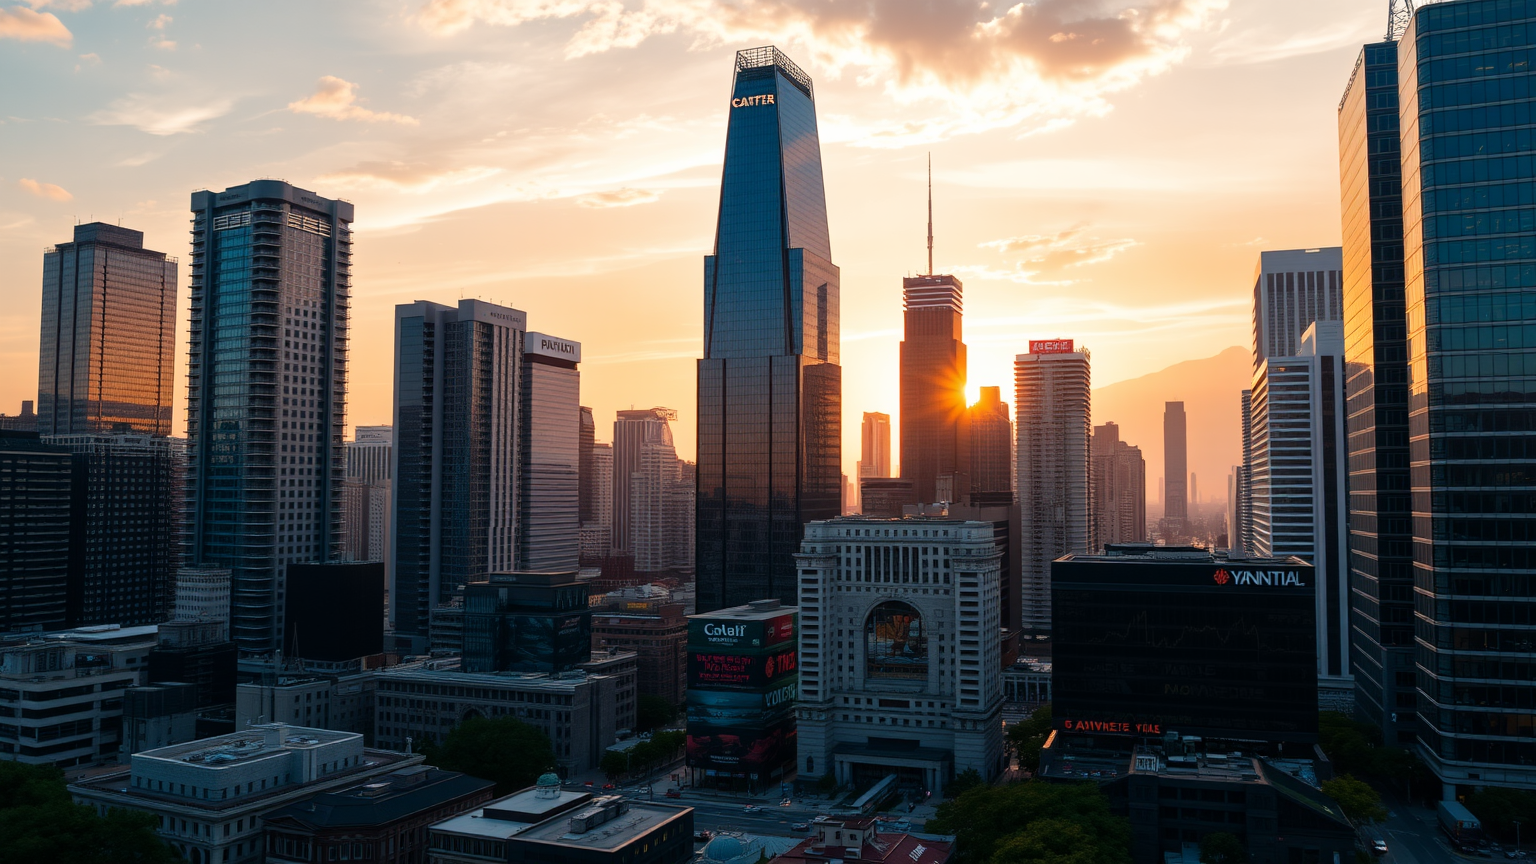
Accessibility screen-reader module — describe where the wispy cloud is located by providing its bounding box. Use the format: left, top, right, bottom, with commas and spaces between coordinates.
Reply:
1204, 13, 1376, 67
18, 177, 72, 201
288, 77, 419, 126
318, 161, 500, 192
27, 0, 92, 12
577, 188, 659, 209
0, 6, 72, 45
88, 92, 233, 135
970, 225, 1139, 284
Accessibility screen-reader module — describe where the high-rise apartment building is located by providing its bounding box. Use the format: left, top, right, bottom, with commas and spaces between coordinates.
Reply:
185, 181, 352, 656
517, 333, 581, 572
342, 426, 391, 569
1397, 0, 1536, 791
391, 300, 524, 654
580, 443, 613, 564
1235, 390, 1255, 555
612, 408, 676, 557
858, 412, 891, 480
1252, 247, 1345, 370
0, 431, 74, 632
579, 406, 597, 523
1338, 38, 1415, 747
1161, 402, 1189, 535
697, 46, 841, 612
968, 386, 1013, 506
39, 223, 177, 437
1090, 422, 1146, 549
1248, 322, 1350, 709
1014, 340, 1091, 635
901, 275, 968, 504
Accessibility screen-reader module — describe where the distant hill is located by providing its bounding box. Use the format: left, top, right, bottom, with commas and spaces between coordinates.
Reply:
1092, 345, 1249, 513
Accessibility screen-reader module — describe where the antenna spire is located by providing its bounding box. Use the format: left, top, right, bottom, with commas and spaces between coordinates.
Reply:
1387, 0, 1415, 41
926, 153, 933, 276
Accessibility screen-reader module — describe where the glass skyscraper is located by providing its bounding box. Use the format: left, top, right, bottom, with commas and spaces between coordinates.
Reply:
901, 274, 968, 505
1399, 0, 1536, 790
185, 181, 353, 655
697, 46, 841, 611
1338, 39, 1414, 746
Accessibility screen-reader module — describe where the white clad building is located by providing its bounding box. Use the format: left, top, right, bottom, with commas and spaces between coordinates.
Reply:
794, 517, 1005, 793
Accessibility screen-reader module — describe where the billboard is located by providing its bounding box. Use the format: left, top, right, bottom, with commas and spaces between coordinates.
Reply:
687, 647, 798, 691
1029, 339, 1074, 354
685, 679, 798, 725
687, 612, 797, 653
687, 717, 797, 774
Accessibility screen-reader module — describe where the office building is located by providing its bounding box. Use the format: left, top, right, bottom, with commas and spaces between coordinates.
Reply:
121, 682, 201, 758
685, 599, 798, 790
1247, 323, 1350, 709
346, 425, 392, 482
0, 624, 158, 768
966, 386, 1012, 507
1338, 37, 1414, 747
518, 333, 582, 572
1234, 390, 1255, 554
581, 442, 614, 564
1052, 545, 1317, 743
391, 299, 525, 654
697, 46, 841, 612
174, 566, 232, 629
1014, 340, 1091, 635
39, 222, 177, 437
0, 431, 74, 632
44, 432, 180, 628
1091, 422, 1147, 549
858, 412, 891, 481
1160, 402, 1188, 538
148, 618, 238, 711
373, 654, 637, 772
591, 586, 688, 706
236, 663, 381, 740
70, 724, 419, 864
0, 400, 38, 432
579, 406, 597, 522
1395, 0, 1536, 792
284, 562, 385, 663
1251, 247, 1344, 370
429, 782, 694, 864
612, 408, 682, 570
795, 517, 1006, 790
263, 766, 495, 864
342, 425, 391, 572
463, 571, 592, 674
901, 275, 968, 504
184, 181, 353, 656
859, 477, 915, 519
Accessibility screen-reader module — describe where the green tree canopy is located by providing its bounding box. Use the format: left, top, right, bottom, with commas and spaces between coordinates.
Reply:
926, 781, 1131, 864
1198, 832, 1245, 864
944, 768, 985, 799
1007, 704, 1053, 775
990, 818, 1115, 864
636, 695, 677, 732
1466, 787, 1536, 843
422, 715, 557, 794
0, 762, 178, 864
1319, 774, 1387, 824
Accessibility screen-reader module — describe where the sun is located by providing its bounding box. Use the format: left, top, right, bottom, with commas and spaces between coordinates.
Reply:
965, 383, 981, 406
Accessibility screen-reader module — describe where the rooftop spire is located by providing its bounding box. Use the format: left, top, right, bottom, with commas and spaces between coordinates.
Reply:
926, 153, 934, 276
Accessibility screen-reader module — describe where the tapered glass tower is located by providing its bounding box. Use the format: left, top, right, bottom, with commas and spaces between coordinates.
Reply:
697, 46, 841, 611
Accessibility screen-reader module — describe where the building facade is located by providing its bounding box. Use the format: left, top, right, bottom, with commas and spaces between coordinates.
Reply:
462, 571, 592, 674
858, 412, 891, 481
185, 181, 353, 656
39, 222, 177, 437
1091, 422, 1147, 549
967, 386, 1012, 506
429, 784, 694, 864
1014, 341, 1091, 635
591, 587, 688, 706
1252, 247, 1345, 371
900, 275, 968, 505
0, 431, 75, 632
794, 518, 1005, 791
343, 425, 391, 572
696, 46, 841, 612
685, 600, 798, 790
1161, 402, 1188, 537
518, 333, 582, 572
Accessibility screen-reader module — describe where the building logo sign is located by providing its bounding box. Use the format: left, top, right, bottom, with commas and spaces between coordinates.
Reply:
731, 94, 776, 108
1029, 339, 1074, 354
1061, 719, 1163, 735
1213, 568, 1304, 587
525, 331, 581, 362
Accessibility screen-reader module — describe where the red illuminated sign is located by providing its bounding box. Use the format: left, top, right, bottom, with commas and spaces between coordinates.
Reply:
689, 649, 797, 689
1029, 339, 1074, 354
1061, 719, 1163, 735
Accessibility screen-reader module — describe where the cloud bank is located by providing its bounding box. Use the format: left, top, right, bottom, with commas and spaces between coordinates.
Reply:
0, 5, 71, 45
19, 178, 73, 201
289, 77, 419, 126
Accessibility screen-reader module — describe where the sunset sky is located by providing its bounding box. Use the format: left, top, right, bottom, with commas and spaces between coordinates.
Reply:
0, 0, 1383, 484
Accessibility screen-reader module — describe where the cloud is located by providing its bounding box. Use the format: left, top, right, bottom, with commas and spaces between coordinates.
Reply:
113, 0, 176, 6
288, 76, 419, 126
576, 188, 660, 208
0, 6, 72, 45
28, 0, 92, 11
18, 178, 73, 201
415, 0, 1226, 140
147, 11, 167, 26
968, 225, 1138, 284
88, 93, 234, 135
317, 161, 500, 192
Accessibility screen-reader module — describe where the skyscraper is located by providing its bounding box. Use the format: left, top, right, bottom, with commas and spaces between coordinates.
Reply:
579, 406, 597, 524
968, 386, 1013, 506
859, 411, 891, 480
0, 431, 73, 632
1398, 0, 1536, 790
1162, 402, 1188, 536
1236, 389, 1255, 554
185, 181, 352, 655
1090, 421, 1146, 549
391, 299, 525, 654
612, 408, 676, 557
1252, 247, 1345, 370
696, 46, 840, 612
1015, 340, 1091, 635
1248, 322, 1350, 708
517, 332, 581, 572
901, 274, 968, 504
39, 223, 177, 437
581, 442, 613, 564
1338, 37, 1414, 746
342, 425, 391, 569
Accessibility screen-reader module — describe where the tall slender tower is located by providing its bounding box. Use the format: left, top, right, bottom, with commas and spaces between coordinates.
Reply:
696, 46, 840, 611
859, 412, 891, 479
186, 181, 352, 655
1162, 402, 1189, 536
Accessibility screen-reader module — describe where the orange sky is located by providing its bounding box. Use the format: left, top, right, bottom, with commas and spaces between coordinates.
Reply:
0, 0, 1383, 479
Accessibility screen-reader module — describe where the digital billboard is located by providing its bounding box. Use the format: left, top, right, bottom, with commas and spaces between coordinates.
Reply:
687, 612, 796, 653
687, 717, 797, 774
687, 647, 798, 690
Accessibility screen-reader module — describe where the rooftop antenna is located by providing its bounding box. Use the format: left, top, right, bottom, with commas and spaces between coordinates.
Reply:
1387, 0, 1414, 40
926, 153, 934, 277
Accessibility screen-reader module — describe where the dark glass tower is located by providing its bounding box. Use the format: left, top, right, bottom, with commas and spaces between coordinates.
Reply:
186, 181, 352, 656
39, 223, 177, 437
968, 386, 1013, 506
1400, 0, 1536, 790
901, 275, 968, 504
697, 46, 840, 612
1338, 40, 1413, 745
0, 431, 73, 631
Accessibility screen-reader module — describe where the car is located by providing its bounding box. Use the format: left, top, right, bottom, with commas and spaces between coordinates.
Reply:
602, 783, 616, 790
665, 788, 683, 799
812, 815, 831, 823
1369, 837, 1388, 856
743, 805, 761, 813
583, 781, 594, 788
791, 823, 810, 832
780, 798, 793, 807
1506, 852, 1527, 860
694, 831, 713, 843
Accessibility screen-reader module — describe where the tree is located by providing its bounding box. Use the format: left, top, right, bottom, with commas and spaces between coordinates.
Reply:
926, 781, 1131, 864
636, 695, 677, 732
1466, 787, 1536, 843
1319, 775, 1388, 824
944, 768, 985, 799
1198, 832, 1245, 864
1317, 712, 1380, 777
991, 819, 1115, 864
601, 750, 631, 780
1007, 704, 1053, 775
0, 762, 178, 864
422, 715, 557, 794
